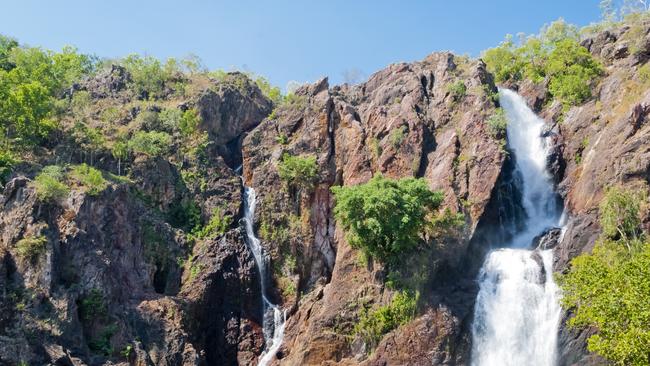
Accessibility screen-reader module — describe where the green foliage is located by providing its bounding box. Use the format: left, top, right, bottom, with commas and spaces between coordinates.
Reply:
158, 108, 182, 131
482, 35, 524, 83
546, 39, 603, 107
89, 323, 117, 356
167, 199, 201, 232
0, 149, 18, 185
278, 153, 318, 191
179, 108, 201, 136
354, 291, 418, 347
121, 54, 178, 99
69, 164, 108, 196
276, 133, 289, 145
192, 208, 232, 239
447, 80, 467, 100
482, 19, 601, 107
331, 175, 444, 264
487, 108, 508, 139
70, 90, 92, 119
134, 109, 162, 131
78, 289, 107, 322
0, 41, 94, 146
389, 126, 407, 148
120, 344, 133, 359
282, 93, 307, 111
0, 35, 18, 71
559, 239, 650, 365
33, 165, 69, 202
15, 234, 47, 262
599, 186, 644, 244
71, 121, 105, 161
255, 76, 283, 104
127, 131, 172, 157
559, 186, 650, 365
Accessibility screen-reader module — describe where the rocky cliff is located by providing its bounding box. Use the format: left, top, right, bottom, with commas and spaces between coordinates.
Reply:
1, 19, 650, 366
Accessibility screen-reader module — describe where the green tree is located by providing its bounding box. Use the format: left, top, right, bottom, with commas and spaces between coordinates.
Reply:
482, 35, 523, 83
559, 186, 650, 365
179, 108, 201, 136
546, 39, 602, 107
111, 139, 128, 176
121, 54, 176, 99
277, 153, 318, 191
0, 34, 18, 71
331, 175, 443, 264
128, 131, 172, 157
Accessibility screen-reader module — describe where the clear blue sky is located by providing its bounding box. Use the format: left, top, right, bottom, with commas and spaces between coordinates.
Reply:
1, 0, 601, 89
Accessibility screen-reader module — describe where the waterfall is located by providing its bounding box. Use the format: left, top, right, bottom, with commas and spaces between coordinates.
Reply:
243, 186, 286, 366
470, 89, 563, 366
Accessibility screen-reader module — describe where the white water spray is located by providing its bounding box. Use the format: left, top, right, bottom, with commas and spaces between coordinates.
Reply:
471, 89, 563, 366
243, 187, 286, 366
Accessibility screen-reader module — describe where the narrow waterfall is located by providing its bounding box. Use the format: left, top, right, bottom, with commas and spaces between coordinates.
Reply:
243, 187, 286, 366
470, 89, 563, 366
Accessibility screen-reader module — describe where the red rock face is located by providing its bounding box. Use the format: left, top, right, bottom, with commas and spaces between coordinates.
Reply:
242, 52, 505, 365
4, 20, 650, 366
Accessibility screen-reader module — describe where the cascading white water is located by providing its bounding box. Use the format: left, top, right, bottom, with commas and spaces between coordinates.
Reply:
471, 89, 563, 366
499, 89, 560, 248
243, 187, 286, 366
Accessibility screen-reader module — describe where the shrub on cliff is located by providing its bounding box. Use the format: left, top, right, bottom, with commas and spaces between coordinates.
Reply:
487, 108, 508, 139
15, 234, 47, 262
121, 54, 178, 99
559, 186, 650, 365
69, 164, 108, 196
33, 165, 69, 202
0, 149, 17, 185
599, 186, 645, 244
331, 175, 444, 264
128, 131, 172, 157
482, 19, 601, 107
447, 80, 467, 100
278, 153, 318, 191
355, 290, 418, 347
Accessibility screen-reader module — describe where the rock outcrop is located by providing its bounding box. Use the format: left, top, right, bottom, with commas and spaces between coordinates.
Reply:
2, 20, 650, 366
242, 52, 505, 365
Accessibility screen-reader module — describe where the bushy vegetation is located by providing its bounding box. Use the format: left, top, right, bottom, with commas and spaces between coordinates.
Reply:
69, 164, 108, 196
0, 39, 96, 149
599, 186, 644, 244
33, 165, 69, 202
354, 290, 418, 347
331, 175, 444, 264
120, 54, 180, 99
277, 153, 318, 191
559, 186, 650, 365
487, 108, 508, 139
482, 19, 602, 107
0, 149, 18, 185
78, 288, 107, 321
15, 234, 47, 262
127, 131, 172, 157
192, 208, 232, 239
447, 80, 467, 100
389, 126, 407, 148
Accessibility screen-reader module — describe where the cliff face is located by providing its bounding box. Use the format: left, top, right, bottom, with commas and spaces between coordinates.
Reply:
1, 21, 650, 366
242, 53, 507, 365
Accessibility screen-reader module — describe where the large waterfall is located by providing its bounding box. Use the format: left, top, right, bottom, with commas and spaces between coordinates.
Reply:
243, 187, 286, 366
470, 89, 563, 366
